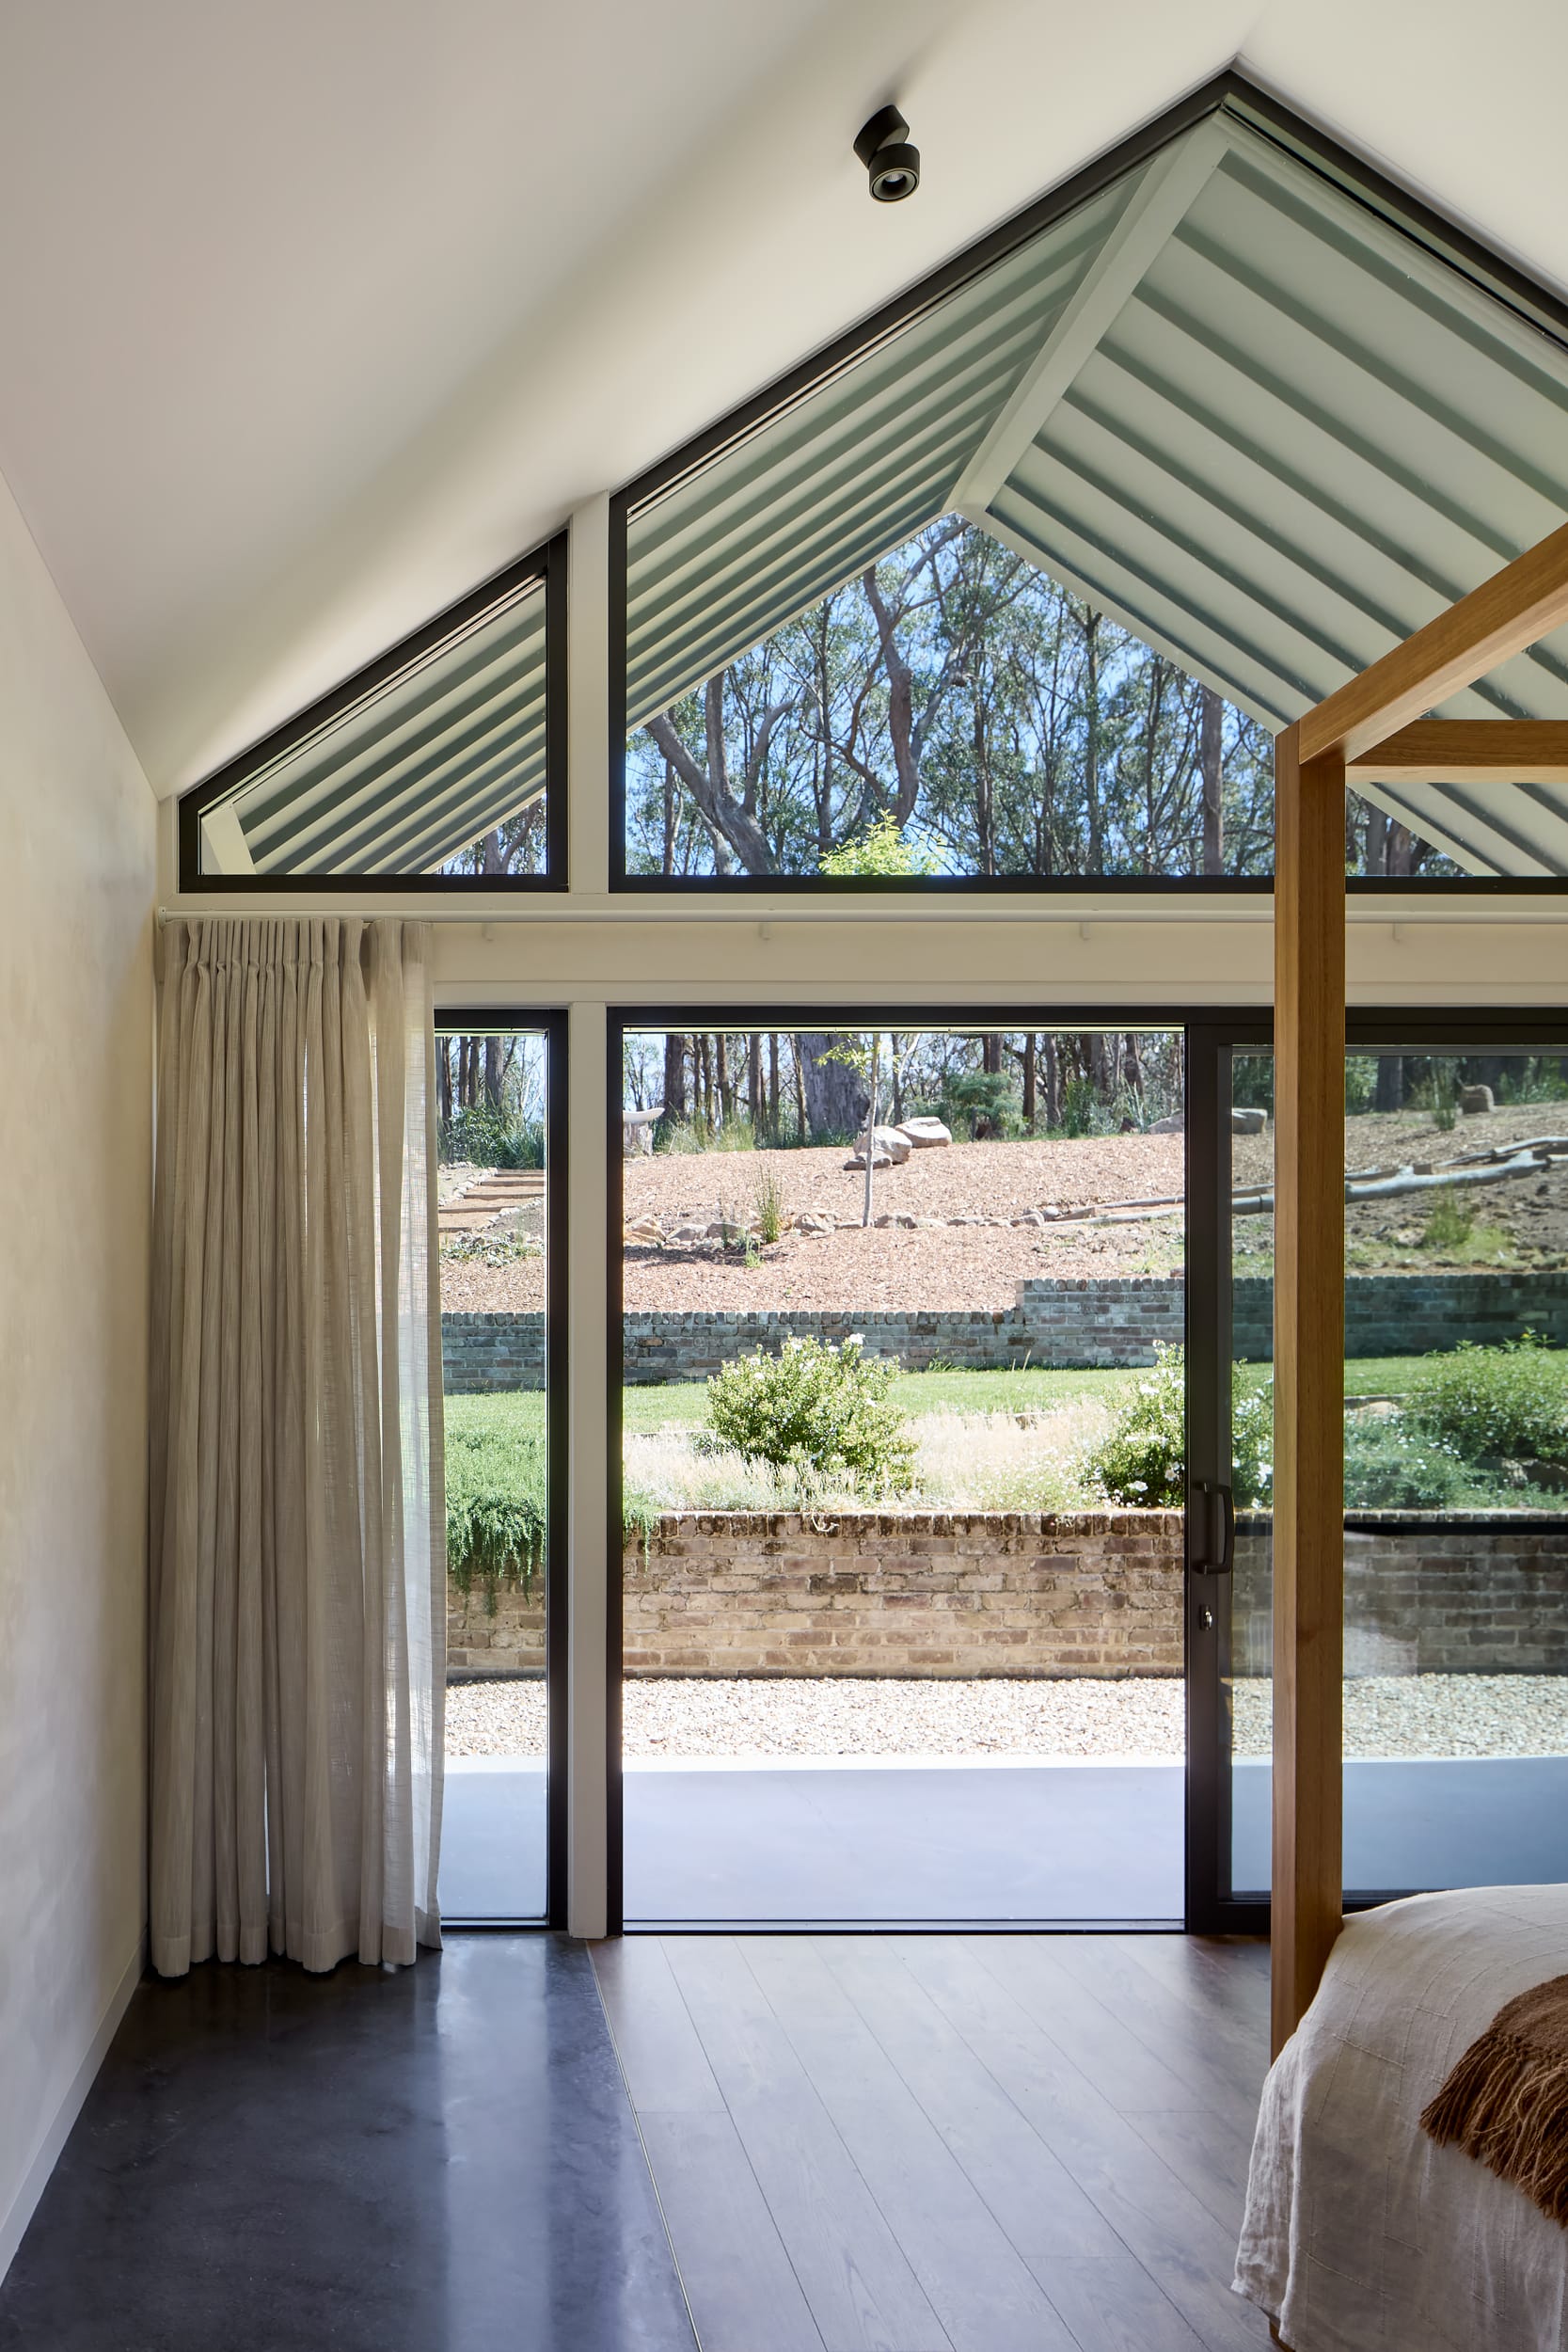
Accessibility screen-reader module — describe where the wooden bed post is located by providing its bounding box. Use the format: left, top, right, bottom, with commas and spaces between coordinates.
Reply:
1272, 723, 1346, 2057
1269, 516, 1568, 2055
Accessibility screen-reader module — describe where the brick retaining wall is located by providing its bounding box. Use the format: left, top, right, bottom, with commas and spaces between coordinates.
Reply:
1233, 1514, 1568, 1678
441, 1270, 1568, 1392
447, 1508, 1568, 1680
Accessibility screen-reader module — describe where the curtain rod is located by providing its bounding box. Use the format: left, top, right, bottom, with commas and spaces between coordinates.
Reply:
155, 902, 1568, 930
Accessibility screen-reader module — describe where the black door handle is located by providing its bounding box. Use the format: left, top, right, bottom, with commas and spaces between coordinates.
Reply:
1191, 1480, 1235, 1572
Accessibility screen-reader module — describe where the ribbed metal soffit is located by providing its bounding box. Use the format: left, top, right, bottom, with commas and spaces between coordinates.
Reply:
627, 103, 1568, 877
200, 93, 1568, 875
197, 570, 549, 877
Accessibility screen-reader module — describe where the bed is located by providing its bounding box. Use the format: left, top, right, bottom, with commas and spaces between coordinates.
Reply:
1235, 1883, 1568, 2350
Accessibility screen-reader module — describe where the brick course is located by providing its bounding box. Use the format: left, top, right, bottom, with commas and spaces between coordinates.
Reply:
449, 1507, 1568, 1681
441, 1270, 1568, 1392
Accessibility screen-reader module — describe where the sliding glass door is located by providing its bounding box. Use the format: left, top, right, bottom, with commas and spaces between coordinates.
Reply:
434, 1012, 567, 1925
1190, 1020, 1568, 1927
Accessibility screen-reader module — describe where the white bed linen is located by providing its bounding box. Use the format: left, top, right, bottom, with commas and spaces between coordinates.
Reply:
1236, 1884, 1568, 2351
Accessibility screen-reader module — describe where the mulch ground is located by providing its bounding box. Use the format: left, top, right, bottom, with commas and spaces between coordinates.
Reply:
436, 1105, 1568, 1316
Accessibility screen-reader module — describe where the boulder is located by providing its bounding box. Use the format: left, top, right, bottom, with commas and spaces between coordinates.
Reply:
1460, 1084, 1495, 1116
1231, 1107, 1269, 1135
844, 1126, 911, 1169
1148, 1113, 1183, 1135
795, 1212, 835, 1234
896, 1117, 952, 1149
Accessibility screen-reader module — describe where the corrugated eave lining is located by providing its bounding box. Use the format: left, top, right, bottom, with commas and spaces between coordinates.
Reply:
626, 107, 1568, 875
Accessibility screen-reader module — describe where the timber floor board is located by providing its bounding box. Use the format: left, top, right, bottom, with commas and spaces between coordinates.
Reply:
594, 1934, 1273, 2352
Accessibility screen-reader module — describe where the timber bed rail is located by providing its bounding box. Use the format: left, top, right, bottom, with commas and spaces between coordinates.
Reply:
1271, 516, 1568, 2057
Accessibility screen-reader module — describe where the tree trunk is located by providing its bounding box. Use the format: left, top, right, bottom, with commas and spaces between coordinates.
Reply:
1374, 1055, 1405, 1113
1021, 1034, 1037, 1130
1199, 686, 1224, 874
799, 1034, 869, 1140
1364, 804, 1387, 877
861, 1041, 879, 1227
1041, 1035, 1061, 1131
792, 1037, 808, 1145
768, 1034, 781, 1141
663, 1032, 687, 1123
483, 1036, 503, 1111
437, 1040, 452, 1125
747, 1035, 763, 1132
717, 1031, 733, 1126
1083, 609, 1103, 873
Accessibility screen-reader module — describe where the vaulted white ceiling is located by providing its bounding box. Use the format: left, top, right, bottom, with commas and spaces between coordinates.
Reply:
3, 0, 1567, 797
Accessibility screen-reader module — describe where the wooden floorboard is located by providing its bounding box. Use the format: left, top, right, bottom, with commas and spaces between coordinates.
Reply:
594, 1934, 1273, 2352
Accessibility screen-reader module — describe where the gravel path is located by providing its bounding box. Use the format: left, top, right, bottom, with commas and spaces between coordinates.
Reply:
445, 1672, 1568, 1762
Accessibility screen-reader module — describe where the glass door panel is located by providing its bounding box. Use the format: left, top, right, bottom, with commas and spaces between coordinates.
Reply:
435, 1020, 562, 1923
1341, 1048, 1568, 1895
1208, 1036, 1568, 1915
1227, 1052, 1274, 1899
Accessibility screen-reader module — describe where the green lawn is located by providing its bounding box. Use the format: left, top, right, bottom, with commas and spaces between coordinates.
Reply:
449, 1353, 1435, 1451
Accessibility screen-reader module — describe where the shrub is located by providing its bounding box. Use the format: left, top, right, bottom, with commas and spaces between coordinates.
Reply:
1056, 1075, 1099, 1138
704, 1336, 917, 1498
444, 1406, 547, 1613
940, 1070, 1016, 1140
818, 815, 936, 876
1407, 1335, 1568, 1466
1082, 1344, 1271, 1508
1420, 1189, 1476, 1251
439, 1102, 545, 1169
1342, 1414, 1476, 1509
752, 1164, 786, 1247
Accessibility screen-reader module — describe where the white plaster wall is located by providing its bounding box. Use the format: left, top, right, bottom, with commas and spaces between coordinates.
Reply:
0, 468, 156, 2273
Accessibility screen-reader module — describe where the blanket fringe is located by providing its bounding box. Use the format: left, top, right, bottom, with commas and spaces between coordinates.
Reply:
1421, 2028, 1568, 2226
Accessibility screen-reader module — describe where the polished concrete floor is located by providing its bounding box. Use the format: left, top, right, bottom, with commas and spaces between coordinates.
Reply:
1, 1931, 1274, 2352
0, 1938, 695, 2352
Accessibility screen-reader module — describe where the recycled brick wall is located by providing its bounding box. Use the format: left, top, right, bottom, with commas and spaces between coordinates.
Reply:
1231, 1514, 1568, 1678
449, 1509, 1568, 1680
449, 1509, 1188, 1677
440, 1272, 1568, 1393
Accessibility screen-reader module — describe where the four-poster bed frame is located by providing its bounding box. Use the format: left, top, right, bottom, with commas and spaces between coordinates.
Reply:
1271, 517, 1568, 2055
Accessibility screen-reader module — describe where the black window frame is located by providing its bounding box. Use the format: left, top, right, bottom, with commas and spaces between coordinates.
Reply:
608, 69, 1568, 901
178, 532, 568, 895
436, 1006, 569, 1931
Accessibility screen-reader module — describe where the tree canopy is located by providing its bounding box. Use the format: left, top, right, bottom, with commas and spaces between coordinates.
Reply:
625, 516, 1453, 882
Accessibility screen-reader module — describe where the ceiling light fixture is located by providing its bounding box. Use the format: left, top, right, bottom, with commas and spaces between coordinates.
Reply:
854, 105, 920, 203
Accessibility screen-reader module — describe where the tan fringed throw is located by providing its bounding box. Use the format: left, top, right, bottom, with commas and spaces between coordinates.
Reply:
1421, 1974, 1568, 2224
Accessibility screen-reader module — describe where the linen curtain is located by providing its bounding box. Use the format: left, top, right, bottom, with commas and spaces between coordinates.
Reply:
149, 917, 445, 1976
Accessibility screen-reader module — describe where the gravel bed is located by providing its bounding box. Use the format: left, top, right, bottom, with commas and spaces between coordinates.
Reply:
1234, 1673, 1568, 1758
446, 1672, 1568, 1761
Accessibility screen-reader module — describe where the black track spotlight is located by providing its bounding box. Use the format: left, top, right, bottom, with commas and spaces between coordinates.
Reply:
854, 105, 920, 203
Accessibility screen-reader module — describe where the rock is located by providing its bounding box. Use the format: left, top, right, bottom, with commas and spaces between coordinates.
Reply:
668, 1223, 708, 1246
1148, 1113, 1183, 1134
1231, 1107, 1268, 1135
1460, 1085, 1495, 1115
896, 1117, 952, 1149
795, 1213, 835, 1234
1011, 1212, 1049, 1227
622, 1106, 662, 1156
623, 1216, 665, 1246
843, 1127, 910, 1168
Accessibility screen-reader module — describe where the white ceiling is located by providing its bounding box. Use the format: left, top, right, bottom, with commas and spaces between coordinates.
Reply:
3, 0, 1567, 797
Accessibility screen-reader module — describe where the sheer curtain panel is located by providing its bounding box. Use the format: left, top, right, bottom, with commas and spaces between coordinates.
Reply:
150, 918, 445, 1976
